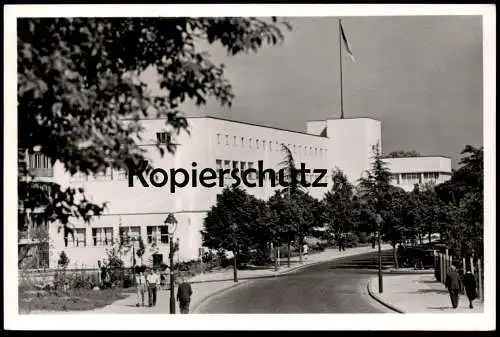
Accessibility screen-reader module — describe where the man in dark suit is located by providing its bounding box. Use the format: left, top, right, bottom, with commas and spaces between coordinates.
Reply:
177, 276, 193, 314
445, 264, 462, 309
462, 270, 477, 309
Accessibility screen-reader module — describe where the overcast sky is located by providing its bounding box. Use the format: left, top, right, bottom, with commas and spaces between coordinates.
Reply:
146, 16, 483, 168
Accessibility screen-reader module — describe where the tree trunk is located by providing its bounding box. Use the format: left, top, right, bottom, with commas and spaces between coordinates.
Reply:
233, 251, 238, 282
274, 245, 278, 271
287, 241, 291, 268
393, 242, 398, 269
299, 237, 303, 264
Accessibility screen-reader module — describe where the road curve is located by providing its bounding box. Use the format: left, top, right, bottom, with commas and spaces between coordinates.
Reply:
196, 251, 394, 313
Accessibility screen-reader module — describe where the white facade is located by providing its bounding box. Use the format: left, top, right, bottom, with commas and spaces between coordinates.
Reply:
384, 156, 452, 192
21, 116, 451, 268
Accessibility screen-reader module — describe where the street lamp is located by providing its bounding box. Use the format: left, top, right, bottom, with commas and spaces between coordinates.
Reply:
164, 213, 178, 314
375, 213, 383, 294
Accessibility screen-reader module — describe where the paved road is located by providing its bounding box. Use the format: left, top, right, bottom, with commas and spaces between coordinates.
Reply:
197, 250, 394, 313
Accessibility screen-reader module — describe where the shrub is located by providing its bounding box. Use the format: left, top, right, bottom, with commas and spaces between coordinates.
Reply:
58, 251, 70, 268
358, 232, 369, 244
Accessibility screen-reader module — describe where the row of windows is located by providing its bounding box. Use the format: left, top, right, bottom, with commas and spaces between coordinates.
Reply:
69, 168, 128, 182
216, 134, 327, 158
26, 152, 54, 177
215, 159, 329, 186
391, 172, 443, 185
64, 226, 169, 248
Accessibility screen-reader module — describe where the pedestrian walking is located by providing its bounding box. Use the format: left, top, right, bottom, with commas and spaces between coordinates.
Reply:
135, 266, 147, 307
338, 233, 345, 252
445, 264, 462, 309
371, 234, 376, 249
462, 270, 477, 309
147, 268, 160, 307
176, 275, 193, 314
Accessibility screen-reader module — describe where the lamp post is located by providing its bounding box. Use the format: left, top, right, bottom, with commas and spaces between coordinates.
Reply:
375, 213, 383, 294
164, 213, 178, 314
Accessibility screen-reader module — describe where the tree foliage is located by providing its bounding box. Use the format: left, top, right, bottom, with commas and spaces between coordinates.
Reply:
201, 187, 264, 259
386, 149, 421, 158
18, 17, 292, 228
323, 169, 355, 238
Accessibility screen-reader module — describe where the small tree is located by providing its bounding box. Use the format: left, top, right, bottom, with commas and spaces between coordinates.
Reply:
58, 251, 70, 268
201, 187, 259, 282
56, 251, 70, 292
323, 169, 355, 242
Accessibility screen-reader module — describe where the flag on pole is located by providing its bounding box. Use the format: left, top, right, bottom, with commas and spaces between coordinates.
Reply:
340, 21, 355, 62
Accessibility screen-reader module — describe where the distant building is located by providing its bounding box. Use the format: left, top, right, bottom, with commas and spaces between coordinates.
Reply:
384, 156, 452, 192
18, 116, 451, 269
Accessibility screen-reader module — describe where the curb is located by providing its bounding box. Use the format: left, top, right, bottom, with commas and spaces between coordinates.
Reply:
366, 277, 404, 314
191, 280, 249, 313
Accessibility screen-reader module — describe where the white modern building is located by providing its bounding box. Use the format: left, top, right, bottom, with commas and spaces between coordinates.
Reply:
385, 156, 452, 192
19, 116, 452, 269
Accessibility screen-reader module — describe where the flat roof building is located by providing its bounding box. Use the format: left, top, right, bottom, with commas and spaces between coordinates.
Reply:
19, 116, 451, 269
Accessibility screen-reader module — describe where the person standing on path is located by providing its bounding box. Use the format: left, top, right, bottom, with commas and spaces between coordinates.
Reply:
445, 264, 462, 309
147, 268, 160, 307
135, 266, 147, 307
176, 275, 193, 314
462, 269, 477, 309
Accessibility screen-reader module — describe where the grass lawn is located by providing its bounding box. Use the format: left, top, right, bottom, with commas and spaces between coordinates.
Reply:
19, 287, 132, 313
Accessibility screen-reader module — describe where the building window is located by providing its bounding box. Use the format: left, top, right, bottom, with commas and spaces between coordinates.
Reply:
423, 172, 439, 180
401, 173, 420, 184
146, 226, 157, 244
92, 227, 113, 246
76, 228, 86, 247
263, 141, 266, 151
116, 169, 128, 180
217, 134, 221, 144
241, 137, 245, 147
319, 149, 323, 157
256, 139, 259, 149
249, 138, 252, 148
159, 226, 169, 244
240, 161, 246, 173
119, 226, 141, 245
64, 231, 74, 248
27, 151, 53, 177
156, 132, 170, 144
224, 160, 231, 170
146, 226, 169, 245
269, 141, 272, 151
248, 162, 255, 180
275, 141, 279, 150
233, 136, 237, 146
215, 159, 222, 171
391, 174, 400, 185
225, 135, 229, 145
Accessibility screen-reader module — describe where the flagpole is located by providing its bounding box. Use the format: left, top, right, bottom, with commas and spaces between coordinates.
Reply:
338, 19, 344, 119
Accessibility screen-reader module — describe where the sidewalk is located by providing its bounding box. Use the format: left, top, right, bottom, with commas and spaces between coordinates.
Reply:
368, 273, 484, 313
82, 244, 391, 314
